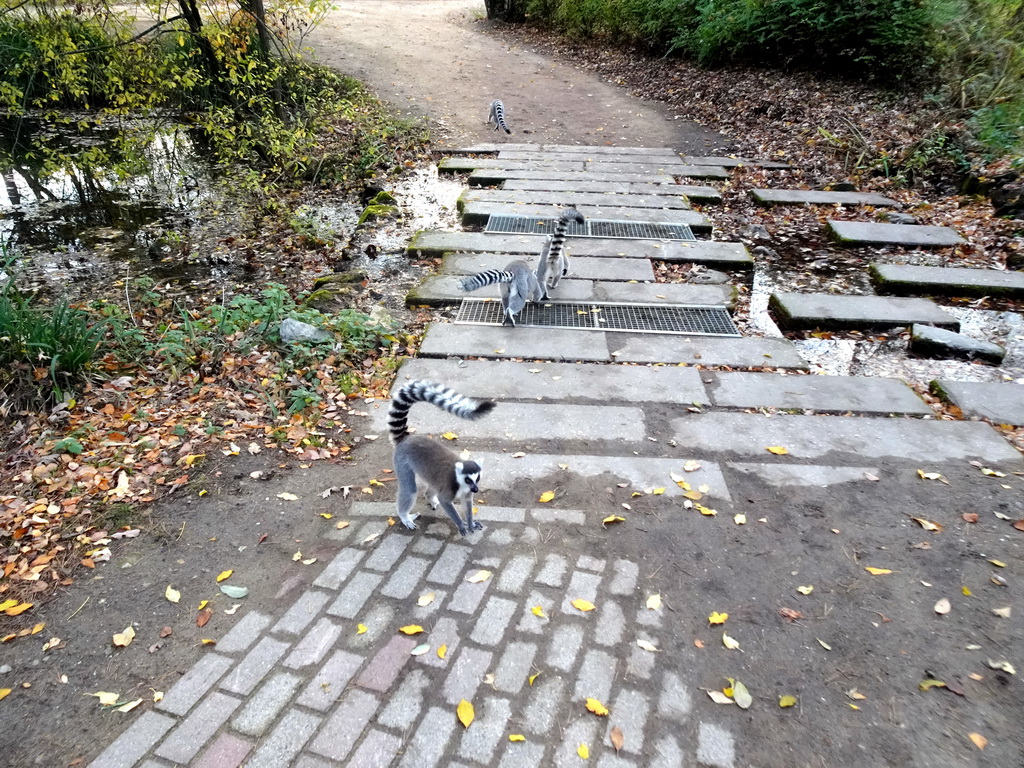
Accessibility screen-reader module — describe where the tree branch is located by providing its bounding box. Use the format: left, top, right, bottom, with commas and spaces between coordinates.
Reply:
55, 15, 185, 58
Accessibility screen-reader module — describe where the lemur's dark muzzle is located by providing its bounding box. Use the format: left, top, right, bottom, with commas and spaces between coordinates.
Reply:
468, 479, 479, 493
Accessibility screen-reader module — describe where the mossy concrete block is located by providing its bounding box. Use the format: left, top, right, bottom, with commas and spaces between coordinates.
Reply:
439, 157, 585, 173
442, 253, 655, 281
368, 190, 396, 205
770, 292, 959, 332
460, 187, 720, 207
827, 221, 965, 247
459, 202, 712, 231
312, 272, 366, 289
871, 263, 1024, 299
357, 204, 398, 226
752, 189, 898, 206
707, 371, 931, 414
910, 324, 1005, 365
469, 170, 677, 186
930, 380, 1024, 425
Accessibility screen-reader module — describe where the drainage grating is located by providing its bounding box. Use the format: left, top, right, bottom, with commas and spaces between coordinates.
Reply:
455, 299, 739, 336
484, 214, 696, 241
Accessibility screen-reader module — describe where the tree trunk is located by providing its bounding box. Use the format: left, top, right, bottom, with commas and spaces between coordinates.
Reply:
484, 0, 528, 23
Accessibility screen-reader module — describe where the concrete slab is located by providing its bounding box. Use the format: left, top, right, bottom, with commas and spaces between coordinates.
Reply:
669, 412, 1022, 464
679, 155, 791, 169
460, 202, 712, 231
440, 157, 586, 173
450, 144, 679, 156
419, 324, 611, 362
930, 380, 1024, 425
769, 292, 959, 331
707, 371, 931, 414
727, 463, 882, 488
752, 189, 898, 206
394, 358, 709, 404
828, 221, 966, 247
410, 275, 734, 307
474, 452, 731, 501
442, 253, 656, 282
469, 170, 677, 186
586, 161, 717, 176
369, 401, 646, 443
503, 180, 689, 194
910, 324, 1004, 365
446, 143, 542, 154
408, 231, 753, 268
459, 189, 697, 210
871, 263, 1024, 299
609, 334, 808, 369
500, 151, 688, 165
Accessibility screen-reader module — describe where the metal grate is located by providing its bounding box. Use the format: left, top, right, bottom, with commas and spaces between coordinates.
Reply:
454, 299, 739, 336
484, 214, 696, 241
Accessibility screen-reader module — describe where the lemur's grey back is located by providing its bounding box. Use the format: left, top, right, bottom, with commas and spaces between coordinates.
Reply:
488, 99, 512, 134
388, 380, 496, 444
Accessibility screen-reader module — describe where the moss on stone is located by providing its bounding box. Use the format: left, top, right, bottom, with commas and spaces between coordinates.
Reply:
368, 190, 397, 205
357, 204, 398, 226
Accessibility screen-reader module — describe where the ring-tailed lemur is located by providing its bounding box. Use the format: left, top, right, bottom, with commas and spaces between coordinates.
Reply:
487, 99, 512, 134
459, 260, 543, 326
389, 380, 496, 536
535, 207, 585, 299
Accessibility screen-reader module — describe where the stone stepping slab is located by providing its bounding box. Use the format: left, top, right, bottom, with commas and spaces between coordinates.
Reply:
828, 220, 966, 247
705, 371, 931, 414
460, 202, 712, 231
440, 157, 586, 173
871, 263, 1024, 299
910, 324, 1004, 365
420, 324, 806, 369
468, 169, 677, 186
409, 275, 734, 307
449, 144, 681, 156
441, 252, 655, 281
498, 150, 692, 166
461, 187, 721, 208
769, 292, 959, 331
586, 161, 717, 176
408, 231, 753, 269
728, 462, 882, 489
395, 358, 708, 404
502, 179, 693, 194
752, 189, 898, 206
930, 380, 1024, 426
669, 412, 1022, 464
680, 155, 791, 169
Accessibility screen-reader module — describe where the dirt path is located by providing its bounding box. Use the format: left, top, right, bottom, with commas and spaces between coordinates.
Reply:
306, 0, 727, 153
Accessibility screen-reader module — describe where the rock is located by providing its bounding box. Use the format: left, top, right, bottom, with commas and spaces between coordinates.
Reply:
368, 190, 397, 206
0, 664, 12, 674
827, 181, 857, 192
909, 324, 1005, 365
312, 271, 367, 289
885, 212, 919, 225
991, 182, 1024, 218
279, 318, 332, 343
1006, 252, 1024, 271
752, 245, 779, 259
687, 266, 731, 285
743, 223, 771, 241
357, 203, 399, 226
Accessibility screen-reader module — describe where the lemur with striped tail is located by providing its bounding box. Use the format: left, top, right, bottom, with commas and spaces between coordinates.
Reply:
487, 99, 512, 134
535, 207, 585, 299
389, 380, 496, 536
459, 260, 543, 327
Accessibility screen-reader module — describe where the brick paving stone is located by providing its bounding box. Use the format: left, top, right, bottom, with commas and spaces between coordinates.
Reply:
427, 542, 471, 584
530, 508, 587, 525
293, 757, 333, 768
356, 634, 418, 693
497, 554, 536, 593
377, 667, 431, 728
603, 688, 649, 755
327, 571, 383, 618
497, 742, 547, 768
596, 754, 638, 768
348, 728, 404, 768
594, 600, 626, 646
274, 572, 306, 600
272, 589, 331, 635
139, 761, 171, 768
88, 711, 176, 768
573, 650, 617, 702
347, 602, 396, 649
313, 548, 365, 590
523, 675, 566, 735
475, 505, 527, 523
246, 709, 321, 768
155, 691, 240, 763
555, 718, 599, 768
561, 571, 602, 614
636, 606, 663, 628
410, 588, 448, 622
308, 688, 381, 760
284, 618, 342, 669
576, 555, 606, 572
522, 527, 541, 544
458, 697, 513, 763
488, 529, 515, 547
364, 533, 412, 571
470, 596, 517, 645
443, 646, 494, 704
448, 576, 491, 614
608, 560, 638, 595
535, 554, 568, 587
216, 611, 272, 653
657, 671, 693, 722
697, 722, 736, 768
192, 733, 253, 768
626, 643, 656, 680
398, 706, 458, 768
297, 650, 364, 710
547, 623, 585, 671
516, 591, 555, 635
494, 640, 538, 693
474, 556, 502, 569
412, 536, 445, 555
650, 734, 684, 768
425, 522, 451, 537
232, 672, 303, 736
381, 555, 432, 598
157, 653, 233, 716
418, 615, 461, 669
221, 637, 290, 696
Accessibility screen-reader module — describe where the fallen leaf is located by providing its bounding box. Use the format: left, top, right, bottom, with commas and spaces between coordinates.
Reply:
962, 513, 979, 523
962, 585, 973, 596
4, 602, 32, 617
734, 513, 747, 525
276, 492, 298, 501
912, 517, 943, 532
708, 611, 728, 625
532, 606, 546, 618
196, 608, 213, 627
993, 606, 1012, 618
696, 504, 717, 516
399, 625, 424, 635
707, 690, 733, 704
571, 599, 595, 612
509, 734, 526, 742
987, 659, 1016, 674
216, 570, 233, 582
160, 627, 172, 638
441, 432, 458, 440
917, 470, 943, 481
467, 570, 492, 583
117, 698, 143, 713
981, 467, 1006, 477
934, 598, 952, 614
417, 592, 435, 607
112, 626, 135, 648
652, 487, 666, 495
411, 644, 430, 656
220, 585, 248, 599
637, 639, 660, 652
817, 638, 833, 651
198, 600, 209, 611
602, 515, 626, 526
165, 585, 180, 604
356, 624, 367, 635
969, 673, 984, 681
779, 695, 797, 708
969, 733, 988, 750
988, 559, 1006, 568
1014, 520, 1024, 531
694, 639, 705, 648
722, 632, 741, 650
766, 446, 789, 455
646, 594, 662, 610
538, 491, 555, 503
610, 725, 624, 752
88, 691, 120, 706
683, 460, 701, 472
732, 680, 752, 709
780, 607, 802, 621
864, 567, 892, 575
919, 678, 947, 691
336, 521, 350, 530
585, 697, 609, 716
457, 699, 474, 728
528, 672, 539, 686
797, 585, 814, 595
577, 744, 590, 759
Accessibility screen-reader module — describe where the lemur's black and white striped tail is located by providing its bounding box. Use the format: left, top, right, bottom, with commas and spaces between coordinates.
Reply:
488, 99, 512, 135
459, 270, 513, 293
388, 380, 496, 444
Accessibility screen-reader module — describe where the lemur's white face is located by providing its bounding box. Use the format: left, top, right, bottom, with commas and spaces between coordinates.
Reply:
454, 461, 482, 494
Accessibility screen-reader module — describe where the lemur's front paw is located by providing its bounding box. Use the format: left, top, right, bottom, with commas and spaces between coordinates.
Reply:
472, 521, 485, 532
457, 526, 469, 537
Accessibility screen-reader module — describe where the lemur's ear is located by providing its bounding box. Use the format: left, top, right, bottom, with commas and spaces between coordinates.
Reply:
455, 461, 464, 473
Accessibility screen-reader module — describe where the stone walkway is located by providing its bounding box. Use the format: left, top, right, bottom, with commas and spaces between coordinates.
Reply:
89, 146, 1024, 768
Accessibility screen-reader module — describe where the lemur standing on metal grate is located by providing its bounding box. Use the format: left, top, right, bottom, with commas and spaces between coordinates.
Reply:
535, 207, 585, 299
459, 260, 543, 327
487, 99, 512, 134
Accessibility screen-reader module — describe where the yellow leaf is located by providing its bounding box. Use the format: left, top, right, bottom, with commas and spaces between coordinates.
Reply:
532, 606, 546, 618
216, 570, 233, 582
319, 513, 333, 519
585, 697, 609, 716
912, 518, 943, 532
277, 492, 299, 501
457, 699, 475, 728
0, 600, 16, 612
818, 638, 832, 651
88, 691, 120, 706
528, 672, 539, 686
602, 515, 626, 525
779, 695, 797, 708
509, 734, 526, 742
637, 639, 660, 652
646, 594, 662, 610
467, 570, 492, 583
336, 520, 350, 530
577, 744, 590, 759
652, 487, 666, 495
201, 638, 216, 645
797, 585, 814, 595
437, 644, 448, 659
197, 600, 208, 611
849, 703, 861, 711
112, 626, 135, 648
152, 690, 163, 702
988, 559, 1006, 568
399, 625, 424, 635
969, 732, 988, 751
117, 698, 143, 713
732, 680, 752, 709
0, 688, 10, 702
696, 504, 717, 516
356, 624, 368, 635
864, 567, 892, 575
734, 513, 747, 525
571, 599, 595, 612
5, 602, 32, 616
917, 469, 943, 480
441, 432, 458, 440
165, 585, 181, 604
417, 592, 436, 607
683, 490, 704, 500
722, 632, 740, 650
962, 585, 973, 596
538, 491, 555, 503
708, 611, 728, 625
766, 446, 789, 455
683, 459, 701, 471
919, 678, 947, 691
